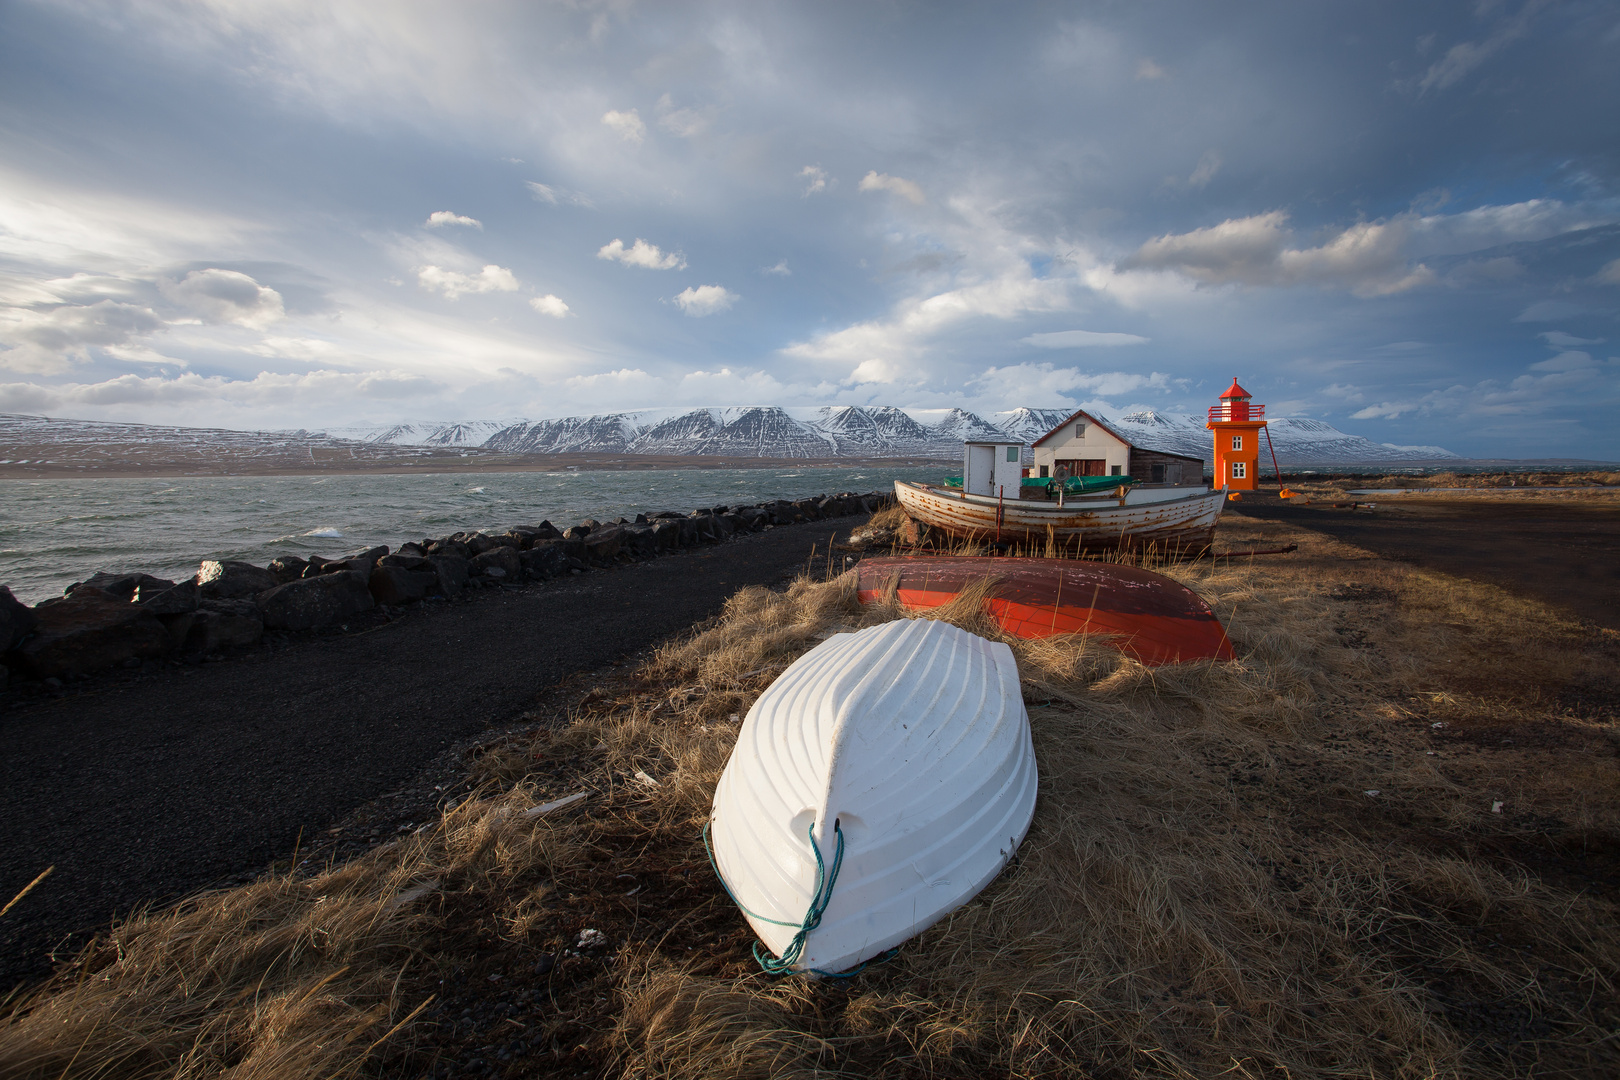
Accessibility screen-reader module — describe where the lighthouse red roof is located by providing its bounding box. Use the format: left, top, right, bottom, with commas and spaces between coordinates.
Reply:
1219, 378, 1252, 401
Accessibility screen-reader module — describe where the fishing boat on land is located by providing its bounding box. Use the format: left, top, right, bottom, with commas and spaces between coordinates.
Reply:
893, 479, 1228, 553
856, 556, 1235, 665
709, 618, 1037, 974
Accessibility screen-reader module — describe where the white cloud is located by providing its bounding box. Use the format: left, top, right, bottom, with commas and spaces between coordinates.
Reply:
801, 165, 829, 196
1419, 5, 1538, 94
1135, 57, 1167, 79
1023, 329, 1149, 348
1120, 210, 1434, 297
0, 368, 441, 417
162, 268, 285, 329
1513, 300, 1583, 322
844, 358, 909, 385
425, 210, 482, 229
858, 170, 925, 206
596, 238, 685, 270
601, 108, 646, 143
563, 367, 653, 391
1350, 352, 1618, 421
1598, 258, 1620, 285
1538, 330, 1603, 348
416, 264, 519, 299
1187, 150, 1221, 189
674, 284, 737, 316
655, 94, 711, 137
761, 260, 790, 276
525, 181, 593, 208
969, 362, 1175, 402
530, 294, 570, 318
0, 300, 165, 373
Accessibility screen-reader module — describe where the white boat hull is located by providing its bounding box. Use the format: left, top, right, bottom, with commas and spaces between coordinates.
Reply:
894, 480, 1227, 552
710, 618, 1037, 974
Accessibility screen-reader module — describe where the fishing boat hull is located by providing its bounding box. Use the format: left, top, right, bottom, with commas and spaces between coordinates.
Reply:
856, 556, 1235, 665
893, 480, 1227, 553
710, 618, 1037, 974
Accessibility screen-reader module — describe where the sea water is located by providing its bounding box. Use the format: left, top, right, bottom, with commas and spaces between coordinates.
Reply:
0, 466, 933, 604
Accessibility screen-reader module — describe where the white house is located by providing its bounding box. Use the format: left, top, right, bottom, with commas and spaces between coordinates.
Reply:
1030, 410, 1203, 485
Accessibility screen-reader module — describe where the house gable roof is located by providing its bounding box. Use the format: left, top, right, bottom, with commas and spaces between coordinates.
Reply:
1031, 408, 1132, 449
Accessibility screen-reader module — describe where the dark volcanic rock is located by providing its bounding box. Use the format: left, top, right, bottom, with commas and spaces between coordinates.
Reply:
196, 560, 278, 600
650, 520, 681, 550
19, 588, 170, 677
186, 600, 264, 652
335, 546, 389, 584
267, 556, 309, 583
426, 554, 469, 596
465, 533, 498, 556
468, 547, 522, 581
378, 553, 431, 572
530, 521, 563, 541
258, 573, 375, 631
370, 564, 436, 605
69, 572, 176, 600
583, 526, 625, 563
0, 586, 39, 651
134, 580, 199, 614
623, 524, 658, 557
521, 542, 568, 580
562, 525, 590, 541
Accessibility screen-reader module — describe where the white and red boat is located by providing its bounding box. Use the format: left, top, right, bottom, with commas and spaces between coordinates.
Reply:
893, 479, 1228, 554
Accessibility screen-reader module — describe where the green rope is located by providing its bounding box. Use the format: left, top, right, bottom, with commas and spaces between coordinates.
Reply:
704, 816, 854, 974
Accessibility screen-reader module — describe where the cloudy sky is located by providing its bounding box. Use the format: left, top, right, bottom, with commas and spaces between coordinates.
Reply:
1, 1, 1617, 457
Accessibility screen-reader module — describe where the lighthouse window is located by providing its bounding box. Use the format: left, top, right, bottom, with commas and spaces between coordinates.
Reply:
1233, 461, 1247, 479
1231, 435, 1243, 450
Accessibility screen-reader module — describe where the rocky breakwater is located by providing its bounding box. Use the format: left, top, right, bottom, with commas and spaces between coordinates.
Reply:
0, 491, 891, 689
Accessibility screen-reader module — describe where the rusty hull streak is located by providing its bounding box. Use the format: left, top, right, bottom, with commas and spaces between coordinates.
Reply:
893, 481, 1227, 551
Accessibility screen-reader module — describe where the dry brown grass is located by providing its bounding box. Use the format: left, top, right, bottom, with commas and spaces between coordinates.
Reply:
4, 513, 1616, 1079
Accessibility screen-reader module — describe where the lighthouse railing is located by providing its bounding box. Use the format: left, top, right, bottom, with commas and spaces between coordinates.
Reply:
1207, 403, 1264, 422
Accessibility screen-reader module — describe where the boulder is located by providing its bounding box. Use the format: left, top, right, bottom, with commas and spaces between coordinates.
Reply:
369, 564, 436, 605
267, 556, 309, 583
196, 560, 278, 599
562, 525, 590, 541
502, 529, 540, 549
521, 542, 569, 580
396, 542, 426, 558
715, 513, 738, 537
335, 546, 388, 583
134, 580, 199, 614
18, 588, 170, 677
650, 519, 681, 550
186, 599, 263, 652
258, 573, 375, 631
0, 586, 39, 652
69, 572, 176, 600
583, 526, 625, 563
378, 553, 431, 572
622, 524, 658, 557
529, 520, 563, 541
469, 546, 522, 580
425, 538, 470, 560
465, 533, 498, 556
426, 554, 469, 596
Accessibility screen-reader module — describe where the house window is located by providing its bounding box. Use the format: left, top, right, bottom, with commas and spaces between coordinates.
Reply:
1006, 446, 1019, 462
1039, 465, 1049, 478
1075, 423, 1087, 438
1232, 461, 1247, 479
1111, 465, 1122, 476
1231, 435, 1243, 450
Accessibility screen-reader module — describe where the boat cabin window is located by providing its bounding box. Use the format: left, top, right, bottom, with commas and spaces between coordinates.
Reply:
1151, 463, 1165, 483
1111, 465, 1122, 476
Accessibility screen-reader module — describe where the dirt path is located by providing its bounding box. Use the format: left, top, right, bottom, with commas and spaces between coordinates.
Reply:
0, 522, 845, 989
1231, 494, 1620, 630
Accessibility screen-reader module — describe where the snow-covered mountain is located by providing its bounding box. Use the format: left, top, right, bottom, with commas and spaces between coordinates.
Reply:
327, 405, 1459, 464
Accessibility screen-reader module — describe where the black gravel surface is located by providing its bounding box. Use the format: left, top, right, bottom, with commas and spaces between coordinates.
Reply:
1230, 495, 1620, 630
0, 521, 847, 990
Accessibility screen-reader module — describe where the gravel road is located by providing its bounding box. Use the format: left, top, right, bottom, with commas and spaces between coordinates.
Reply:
0, 520, 847, 990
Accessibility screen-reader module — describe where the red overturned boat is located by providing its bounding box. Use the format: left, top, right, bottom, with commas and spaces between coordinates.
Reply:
855, 556, 1235, 666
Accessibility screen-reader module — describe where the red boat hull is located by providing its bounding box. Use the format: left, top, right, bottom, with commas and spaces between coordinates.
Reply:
856, 556, 1235, 666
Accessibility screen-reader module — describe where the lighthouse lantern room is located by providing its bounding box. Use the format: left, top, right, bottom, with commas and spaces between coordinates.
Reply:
1206, 378, 1266, 491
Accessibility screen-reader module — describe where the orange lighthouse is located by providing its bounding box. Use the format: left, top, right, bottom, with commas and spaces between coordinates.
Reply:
1206, 378, 1265, 491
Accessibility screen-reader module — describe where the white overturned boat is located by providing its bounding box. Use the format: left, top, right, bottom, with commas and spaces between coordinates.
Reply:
709, 618, 1037, 974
